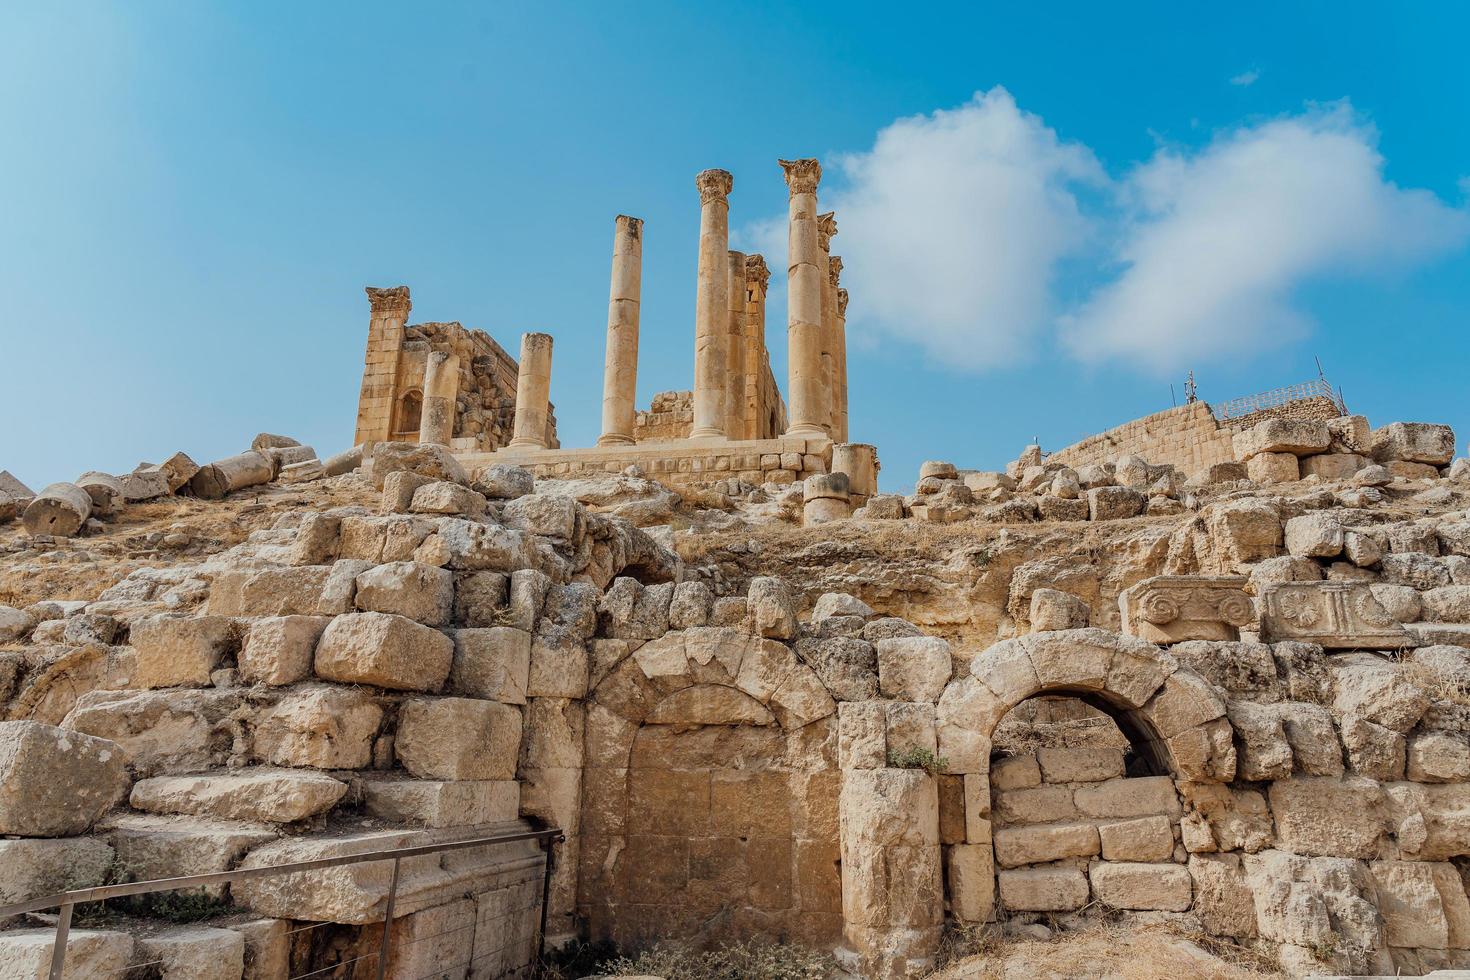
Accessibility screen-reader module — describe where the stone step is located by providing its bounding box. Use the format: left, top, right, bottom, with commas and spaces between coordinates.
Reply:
101, 813, 277, 898
128, 767, 349, 823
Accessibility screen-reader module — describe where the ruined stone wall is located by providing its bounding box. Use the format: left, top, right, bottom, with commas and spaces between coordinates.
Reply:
634, 390, 693, 443
1045, 402, 1236, 476
1220, 394, 1345, 432
634, 358, 787, 445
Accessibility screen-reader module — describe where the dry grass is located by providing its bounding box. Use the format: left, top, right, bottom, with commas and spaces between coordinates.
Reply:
1396, 657, 1470, 709
925, 918, 1282, 980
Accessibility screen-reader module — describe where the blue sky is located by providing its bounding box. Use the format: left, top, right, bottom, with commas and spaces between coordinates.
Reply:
2, 2, 1467, 492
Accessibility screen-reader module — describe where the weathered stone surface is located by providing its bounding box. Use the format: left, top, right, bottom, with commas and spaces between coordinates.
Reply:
106, 814, 276, 898
129, 768, 347, 823
797, 636, 879, 702
1302, 453, 1368, 481
1268, 776, 1386, 858
1119, 575, 1253, 643
1373, 422, 1456, 465
993, 822, 1099, 867
1028, 588, 1089, 632
1091, 862, 1192, 911
1205, 499, 1283, 565
396, 697, 521, 780
876, 636, 952, 702
946, 842, 994, 923
1037, 746, 1125, 783
129, 614, 235, 689
450, 627, 531, 704
21, 482, 92, 537
1233, 418, 1330, 459
1334, 659, 1429, 733
353, 561, 454, 625
0, 930, 134, 977
361, 778, 519, 828
253, 685, 382, 769
747, 576, 798, 640
1284, 513, 1345, 558
840, 769, 939, 846
1408, 732, 1470, 783
0, 837, 114, 905
0, 721, 128, 836
314, 611, 453, 692
997, 867, 1089, 911
1098, 814, 1175, 862
239, 615, 329, 686
1247, 451, 1300, 484
1074, 776, 1181, 820
138, 926, 245, 980
1188, 852, 1257, 937
1087, 486, 1145, 521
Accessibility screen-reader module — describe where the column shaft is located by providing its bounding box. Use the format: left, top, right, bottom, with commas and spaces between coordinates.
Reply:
599, 215, 643, 446
418, 350, 460, 446
745, 255, 773, 437
725, 249, 747, 439
690, 169, 733, 439
835, 285, 850, 442
508, 333, 554, 449
780, 158, 827, 438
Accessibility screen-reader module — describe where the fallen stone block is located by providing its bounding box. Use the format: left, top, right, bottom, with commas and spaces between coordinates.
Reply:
120, 467, 173, 502
75, 471, 124, 517
353, 561, 454, 626
0, 721, 129, 836
1233, 418, 1330, 460
1087, 486, 1144, 521
1373, 422, 1457, 465
190, 451, 274, 500
1246, 451, 1300, 484
21, 482, 92, 537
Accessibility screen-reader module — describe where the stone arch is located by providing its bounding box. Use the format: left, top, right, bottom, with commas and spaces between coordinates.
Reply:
937, 627, 1235, 784
393, 389, 423, 435
578, 626, 840, 947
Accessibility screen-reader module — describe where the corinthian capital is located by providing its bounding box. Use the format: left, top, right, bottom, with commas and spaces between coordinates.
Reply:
817, 211, 838, 251
837, 287, 849, 317
696, 169, 733, 205
779, 158, 822, 197
745, 253, 770, 288
828, 255, 843, 287
366, 285, 411, 317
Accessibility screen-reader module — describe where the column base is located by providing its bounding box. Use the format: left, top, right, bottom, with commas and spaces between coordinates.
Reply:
596, 434, 636, 447
687, 427, 727, 440
785, 423, 827, 438
506, 439, 548, 450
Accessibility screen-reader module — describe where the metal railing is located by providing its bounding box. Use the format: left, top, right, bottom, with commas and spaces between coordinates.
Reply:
0, 826, 564, 980
1209, 377, 1346, 421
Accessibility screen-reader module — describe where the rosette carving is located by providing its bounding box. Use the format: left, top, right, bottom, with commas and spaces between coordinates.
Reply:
1275, 590, 1320, 629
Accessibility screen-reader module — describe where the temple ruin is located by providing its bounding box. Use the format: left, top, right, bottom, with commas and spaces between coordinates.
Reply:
4, 157, 1470, 980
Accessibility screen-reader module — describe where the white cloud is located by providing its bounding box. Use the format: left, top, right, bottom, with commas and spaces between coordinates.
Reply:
801, 87, 1104, 370
1229, 69, 1261, 87
1061, 103, 1470, 372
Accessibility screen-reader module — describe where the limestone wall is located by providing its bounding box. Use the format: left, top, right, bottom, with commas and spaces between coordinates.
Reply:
634, 390, 693, 443
1045, 402, 1236, 476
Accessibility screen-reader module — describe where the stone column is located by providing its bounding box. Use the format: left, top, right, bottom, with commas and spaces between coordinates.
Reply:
690, 169, 733, 439
780, 158, 828, 438
508, 332, 553, 449
725, 249, 747, 439
745, 254, 773, 437
817, 213, 838, 438
599, 215, 643, 446
832, 442, 878, 504
354, 286, 412, 446
418, 350, 460, 446
834, 270, 849, 443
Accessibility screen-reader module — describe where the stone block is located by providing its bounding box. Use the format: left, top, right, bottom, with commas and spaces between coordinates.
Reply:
239, 615, 329, 686
946, 843, 995, 922
1089, 862, 1192, 911
0, 930, 133, 977
253, 685, 382, 769
1119, 575, 1254, 644
453, 570, 509, 627
993, 784, 1076, 825
129, 614, 235, 689
997, 867, 1089, 911
396, 697, 521, 781
1233, 419, 1330, 459
993, 822, 1099, 868
747, 576, 798, 640
0, 721, 129, 836
1267, 776, 1385, 858
839, 769, 939, 846
410, 480, 486, 516
449, 627, 531, 704
138, 926, 245, 980
1284, 513, 1344, 559
1037, 746, 1125, 784
1260, 582, 1412, 649
991, 753, 1041, 790
876, 636, 952, 702
129, 768, 347, 823
1373, 422, 1456, 465
1302, 453, 1367, 481
1246, 451, 1300, 483
1098, 815, 1175, 862
361, 778, 519, 828
107, 814, 276, 899
1073, 776, 1180, 820
1087, 486, 1144, 521
527, 632, 590, 699
504, 493, 579, 539
1188, 853, 1256, 938
1028, 589, 1089, 631
354, 561, 454, 625
314, 612, 453, 692
0, 837, 114, 905
1408, 732, 1470, 783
